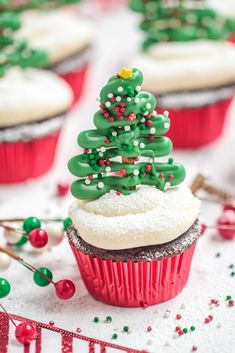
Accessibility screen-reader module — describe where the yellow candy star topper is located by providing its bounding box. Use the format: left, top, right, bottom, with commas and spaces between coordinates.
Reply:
118, 67, 133, 80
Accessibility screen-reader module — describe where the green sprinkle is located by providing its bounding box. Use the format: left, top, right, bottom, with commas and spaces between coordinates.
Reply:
131, 124, 137, 130
183, 328, 188, 334
141, 106, 147, 112
106, 316, 112, 322
89, 154, 95, 160
126, 145, 132, 152
90, 160, 96, 166
92, 149, 97, 154
229, 264, 234, 269
121, 144, 127, 151
93, 165, 100, 172
190, 326, 196, 331
98, 173, 103, 179
226, 295, 232, 301
123, 326, 129, 332
82, 153, 87, 159
112, 333, 118, 339
139, 174, 144, 179
93, 317, 99, 323
168, 157, 174, 164
63, 217, 72, 231
231, 272, 235, 277
216, 252, 221, 257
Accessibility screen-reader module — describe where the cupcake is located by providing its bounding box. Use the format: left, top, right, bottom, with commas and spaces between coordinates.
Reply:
209, 0, 235, 43
0, 68, 72, 183
67, 67, 201, 307
129, 0, 235, 148
16, 9, 94, 105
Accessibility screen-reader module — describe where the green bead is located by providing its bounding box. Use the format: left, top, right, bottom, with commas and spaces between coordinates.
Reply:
14, 234, 28, 247
89, 154, 95, 160
140, 125, 146, 130
216, 252, 221, 257
123, 326, 129, 332
131, 124, 137, 130
98, 174, 103, 179
82, 153, 87, 159
92, 149, 97, 154
33, 267, 53, 287
168, 157, 174, 164
183, 328, 188, 334
141, 106, 147, 112
231, 272, 235, 277
112, 333, 118, 339
229, 264, 234, 269
23, 217, 41, 233
93, 317, 99, 323
63, 217, 72, 231
90, 160, 96, 166
106, 316, 112, 322
190, 326, 196, 331
226, 295, 232, 300
94, 165, 100, 172
0, 278, 11, 298
126, 146, 132, 152
139, 174, 144, 179
140, 167, 145, 173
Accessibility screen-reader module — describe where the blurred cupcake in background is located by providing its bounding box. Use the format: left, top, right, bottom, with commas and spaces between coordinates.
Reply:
130, 0, 235, 148
0, 68, 72, 183
17, 9, 94, 105
209, 0, 235, 43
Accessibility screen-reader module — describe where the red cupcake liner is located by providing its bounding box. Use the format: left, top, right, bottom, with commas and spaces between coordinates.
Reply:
0, 130, 61, 183
69, 240, 197, 307
59, 64, 89, 107
158, 96, 233, 148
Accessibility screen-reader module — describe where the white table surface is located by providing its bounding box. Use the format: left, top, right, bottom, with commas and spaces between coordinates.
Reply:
1, 6, 235, 353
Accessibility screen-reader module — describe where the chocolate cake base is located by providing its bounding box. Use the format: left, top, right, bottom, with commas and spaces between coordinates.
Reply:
68, 219, 200, 262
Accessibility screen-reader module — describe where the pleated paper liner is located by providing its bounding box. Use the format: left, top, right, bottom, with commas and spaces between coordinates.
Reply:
69, 239, 197, 308
158, 96, 233, 148
0, 130, 61, 184
59, 64, 89, 107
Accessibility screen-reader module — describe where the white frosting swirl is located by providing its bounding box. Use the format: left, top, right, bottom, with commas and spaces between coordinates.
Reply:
131, 40, 235, 93
0, 68, 72, 128
69, 185, 201, 250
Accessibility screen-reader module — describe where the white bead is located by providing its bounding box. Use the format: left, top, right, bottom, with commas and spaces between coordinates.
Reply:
127, 97, 131, 102
117, 86, 123, 92
0, 252, 11, 272
105, 167, 111, 172
150, 128, 156, 134
134, 98, 140, 103
100, 146, 106, 152
144, 111, 149, 116
140, 118, 145, 122
112, 131, 117, 136
108, 93, 113, 98
99, 152, 104, 157
3, 226, 23, 244
135, 85, 141, 91
165, 182, 171, 189
133, 169, 139, 176
85, 179, 91, 185
140, 143, 145, 149
116, 96, 121, 102
98, 182, 104, 189
164, 110, 169, 117
124, 125, 131, 131
105, 101, 111, 107
146, 103, 151, 109
164, 123, 170, 129
44, 223, 64, 247
152, 110, 157, 116
133, 140, 139, 146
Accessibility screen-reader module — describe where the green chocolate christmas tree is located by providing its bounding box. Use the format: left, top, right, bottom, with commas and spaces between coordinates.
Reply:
68, 67, 185, 200
130, 0, 235, 50
0, 0, 81, 10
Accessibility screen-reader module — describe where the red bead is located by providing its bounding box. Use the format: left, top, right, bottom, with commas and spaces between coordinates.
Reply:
205, 317, 210, 324
98, 160, 105, 166
100, 104, 105, 109
76, 328, 81, 333
146, 113, 152, 119
178, 329, 184, 336
120, 108, 125, 113
159, 173, 165, 179
149, 135, 155, 140
109, 117, 114, 122
115, 107, 120, 112
201, 224, 207, 235
192, 346, 198, 351
208, 315, 213, 321
120, 103, 125, 107
217, 210, 235, 240
88, 174, 93, 180
176, 314, 182, 320
145, 165, 152, 172
105, 160, 111, 165
29, 228, 48, 248
84, 149, 89, 153
55, 279, 76, 300
146, 120, 152, 127
229, 300, 234, 306
168, 174, 174, 180
111, 97, 116, 102
128, 113, 136, 121
105, 139, 111, 145
210, 299, 219, 305
15, 323, 36, 344
147, 326, 152, 332
119, 116, 124, 121
49, 321, 55, 326
175, 326, 181, 332
104, 113, 110, 118
116, 191, 121, 196
57, 182, 69, 196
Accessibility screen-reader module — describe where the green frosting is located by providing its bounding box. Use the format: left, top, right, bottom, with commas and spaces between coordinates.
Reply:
129, 0, 235, 50
0, 0, 81, 10
68, 68, 186, 200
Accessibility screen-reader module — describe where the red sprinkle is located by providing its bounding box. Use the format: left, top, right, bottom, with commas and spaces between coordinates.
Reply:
115, 107, 120, 112
145, 165, 152, 172
147, 326, 152, 332
208, 315, 213, 321
146, 113, 152, 119
104, 113, 110, 118
120, 108, 125, 113
159, 173, 165, 179
109, 117, 114, 122
143, 303, 148, 309
205, 317, 210, 324
116, 191, 121, 196
178, 329, 184, 336
88, 174, 93, 180
146, 120, 153, 127
105, 160, 111, 165
168, 174, 174, 180
229, 300, 234, 306
49, 321, 55, 326
192, 346, 198, 351
100, 104, 105, 109
110, 97, 116, 102
76, 328, 81, 333
98, 160, 105, 166
119, 116, 124, 121
175, 326, 181, 332
149, 135, 155, 140
84, 149, 90, 153
176, 314, 182, 320
210, 299, 219, 305
120, 103, 125, 107
201, 224, 207, 235
57, 182, 69, 196
105, 139, 111, 145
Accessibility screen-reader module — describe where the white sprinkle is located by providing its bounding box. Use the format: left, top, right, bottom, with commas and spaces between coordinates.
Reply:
133, 140, 139, 146
98, 182, 104, 189
99, 152, 104, 157
133, 169, 139, 176
112, 131, 118, 136
140, 143, 145, 149
144, 111, 149, 116
146, 339, 153, 346
164, 310, 171, 318
140, 118, 146, 123
85, 179, 91, 185
124, 125, 131, 131
134, 98, 140, 103
180, 303, 186, 310
148, 158, 154, 163
146, 103, 151, 109
164, 110, 169, 117
165, 182, 171, 190
152, 110, 157, 116
164, 342, 171, 347
127, 97, 131, 102
217, 322, 222, 328
150, 128, 156, 134
135, 85, 141, 91
108, 93, 113, 98
105, 101, 111, 107
116, 96, 121, 102
100, 146, 106, 152
105, 167, 111, 172
117, 86, 123, 92
164, 123, 170, 129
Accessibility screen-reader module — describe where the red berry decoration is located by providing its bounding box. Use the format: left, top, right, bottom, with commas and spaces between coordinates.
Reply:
28, 229, 48, 248
57, 182, 70, 196
217, 210, 235, 240
55, 279, 76, 300
15, 323, 36, 344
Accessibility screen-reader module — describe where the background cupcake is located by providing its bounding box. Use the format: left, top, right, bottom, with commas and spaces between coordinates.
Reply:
67, 67, 201, 307
129, 0, 235, 148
